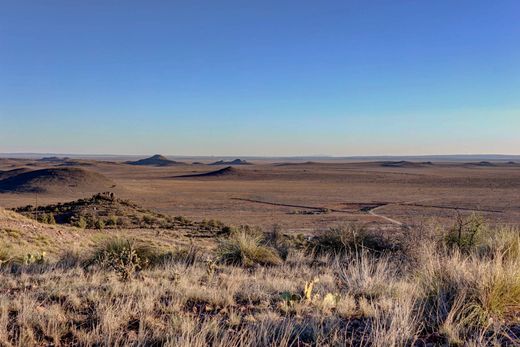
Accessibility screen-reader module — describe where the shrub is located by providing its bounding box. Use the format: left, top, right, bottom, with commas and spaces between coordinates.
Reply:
308, 224, 396, 256
106, 215, 118, 227
142, 214, 157, 226
23, 252, 46, 265
88, 238, 160, 280
94, 219, 105, 230
444, 213, 485, 252
48, 213, 56, 224
75, 216, 87, 229
217, 231, 283, 267
37, 213, 49, 224
174, 215, 191, 225
264, 224, 290, 260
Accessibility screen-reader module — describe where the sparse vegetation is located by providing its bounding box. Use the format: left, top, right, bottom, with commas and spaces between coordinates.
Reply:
1, 203, 520, 345
307, 224, 399, 256
88, 238, 155, 280
1, 220, 518, 346
13, 193, 230, 235
217, 230, 283, 267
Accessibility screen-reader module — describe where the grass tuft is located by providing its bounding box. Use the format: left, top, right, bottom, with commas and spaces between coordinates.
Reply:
217, 231, 283, 267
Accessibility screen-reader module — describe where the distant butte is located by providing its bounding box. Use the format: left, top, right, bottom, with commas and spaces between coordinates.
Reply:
126, 154, 187, 166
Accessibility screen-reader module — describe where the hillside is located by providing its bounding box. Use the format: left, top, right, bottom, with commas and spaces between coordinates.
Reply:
0, 167, 115, 193
0, 207, 85, 260
13, 192, 229, 235
175, 166, 242, 178
209, 158, 251, 165
126, 154, 186, 166
379, 161, 432, 168
0, 168, 32, 180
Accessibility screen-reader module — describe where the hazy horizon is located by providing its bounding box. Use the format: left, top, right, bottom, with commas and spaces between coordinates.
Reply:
2, 152, 520, 161
1, 1, 519, 155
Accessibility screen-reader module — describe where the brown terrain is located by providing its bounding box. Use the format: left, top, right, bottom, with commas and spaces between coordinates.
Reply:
1, 155, 520, 346
1, 156, 519, 233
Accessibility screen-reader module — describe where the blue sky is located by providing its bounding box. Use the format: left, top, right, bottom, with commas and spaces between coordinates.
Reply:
1, 1, 519, 156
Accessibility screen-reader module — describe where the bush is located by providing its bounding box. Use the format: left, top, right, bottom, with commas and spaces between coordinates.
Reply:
48, 213, 56, 224
264, 224, 290, 260
308, 224, 397, 256
94, 219, 105, 230
88, 238, 161, 280
106, 215, 118, 227
75, 216, 87, 229
142, 214, 157, 226
217, 231, 283, 267
444, 213, 486, 252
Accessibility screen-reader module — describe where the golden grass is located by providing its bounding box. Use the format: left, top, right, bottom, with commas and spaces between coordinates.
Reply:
217, 231, 283, 267
0, 216, 519, 346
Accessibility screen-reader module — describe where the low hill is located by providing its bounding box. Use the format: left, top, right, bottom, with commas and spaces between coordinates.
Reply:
0, 168, 32, 180
209, 158, 251, 165
175, 166, 242, 178
38, 156, 69, 162
274, 161, 318, 166
126, 154, 186, 166
465, 161, 496, 167
0, 168, 115, 193
58, 160, 95, 167
379, 161, 428, 168
14, 192, 169, 228
13, 192, 229, 235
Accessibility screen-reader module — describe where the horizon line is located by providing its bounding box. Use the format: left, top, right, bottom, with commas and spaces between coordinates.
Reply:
2, 152, 520, 159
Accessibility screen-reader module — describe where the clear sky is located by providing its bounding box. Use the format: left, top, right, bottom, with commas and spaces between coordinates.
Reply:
1, 1, 519, 156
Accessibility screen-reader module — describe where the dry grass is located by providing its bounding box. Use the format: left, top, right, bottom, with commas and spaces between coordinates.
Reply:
0, 219, 519, 346
217, 231, 283, 267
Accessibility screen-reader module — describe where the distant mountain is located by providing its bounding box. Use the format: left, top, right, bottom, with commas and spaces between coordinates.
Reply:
38, 156, 69, 162
209, 159, 252, 166
126, 155, 186, 166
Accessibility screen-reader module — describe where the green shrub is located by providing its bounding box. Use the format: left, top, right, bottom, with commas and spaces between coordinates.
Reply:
23, 252, 46, 265
75, 216, 87, 229
89, 238, 160, 280
94, 219, 105, 230
444, 214, 485, 252
217, 231, 283, 267
37, 213, 49, 224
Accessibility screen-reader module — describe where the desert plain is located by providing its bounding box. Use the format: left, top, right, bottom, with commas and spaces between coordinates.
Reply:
1, 155, 519, 232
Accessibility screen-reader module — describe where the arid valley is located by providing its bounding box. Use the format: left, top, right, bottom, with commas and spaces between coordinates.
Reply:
2, 155, 519, 232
